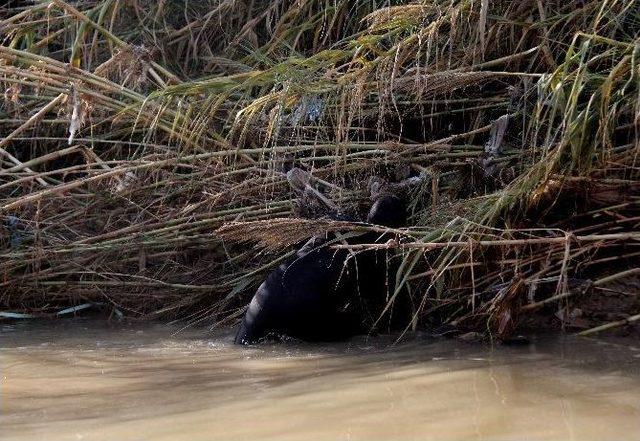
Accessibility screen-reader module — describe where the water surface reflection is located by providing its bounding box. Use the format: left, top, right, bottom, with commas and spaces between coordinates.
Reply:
2, 320, 640, 440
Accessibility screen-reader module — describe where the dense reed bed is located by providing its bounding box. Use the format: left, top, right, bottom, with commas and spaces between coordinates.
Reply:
0, 0, 638, 336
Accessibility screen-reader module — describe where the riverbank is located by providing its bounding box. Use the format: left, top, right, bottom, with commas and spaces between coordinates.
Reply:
0, 1, 638, 338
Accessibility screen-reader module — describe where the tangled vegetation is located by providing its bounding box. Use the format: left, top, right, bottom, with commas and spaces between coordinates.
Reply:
0, 0, 638, 337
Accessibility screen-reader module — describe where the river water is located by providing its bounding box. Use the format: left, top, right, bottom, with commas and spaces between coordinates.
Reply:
2, 320, 640, 441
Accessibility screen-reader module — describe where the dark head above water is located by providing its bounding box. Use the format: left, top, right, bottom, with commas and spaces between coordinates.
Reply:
366, 195, 407, 229
234, 193, 409, 345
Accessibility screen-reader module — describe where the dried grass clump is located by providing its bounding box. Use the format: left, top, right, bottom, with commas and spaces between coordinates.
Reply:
0, 0, 638, 336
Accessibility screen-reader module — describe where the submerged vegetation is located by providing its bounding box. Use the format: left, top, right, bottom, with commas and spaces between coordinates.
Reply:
0, 0, 638, 337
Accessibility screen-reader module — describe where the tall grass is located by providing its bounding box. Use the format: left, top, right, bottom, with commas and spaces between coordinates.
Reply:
0, 0, 638, 335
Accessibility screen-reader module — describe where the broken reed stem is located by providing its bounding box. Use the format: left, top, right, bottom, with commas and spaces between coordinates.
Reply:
522, 269, 640, 324
0, 93, 65, 151
579, 314, 640, 336
0, 145, 80, 174
0, 149, 249, 211
0, 93, 66, 187
332, 233, 640, 251
31, 280, 217, 291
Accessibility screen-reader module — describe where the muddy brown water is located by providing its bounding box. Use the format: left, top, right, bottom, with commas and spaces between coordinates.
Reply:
2, 320, 640, 441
